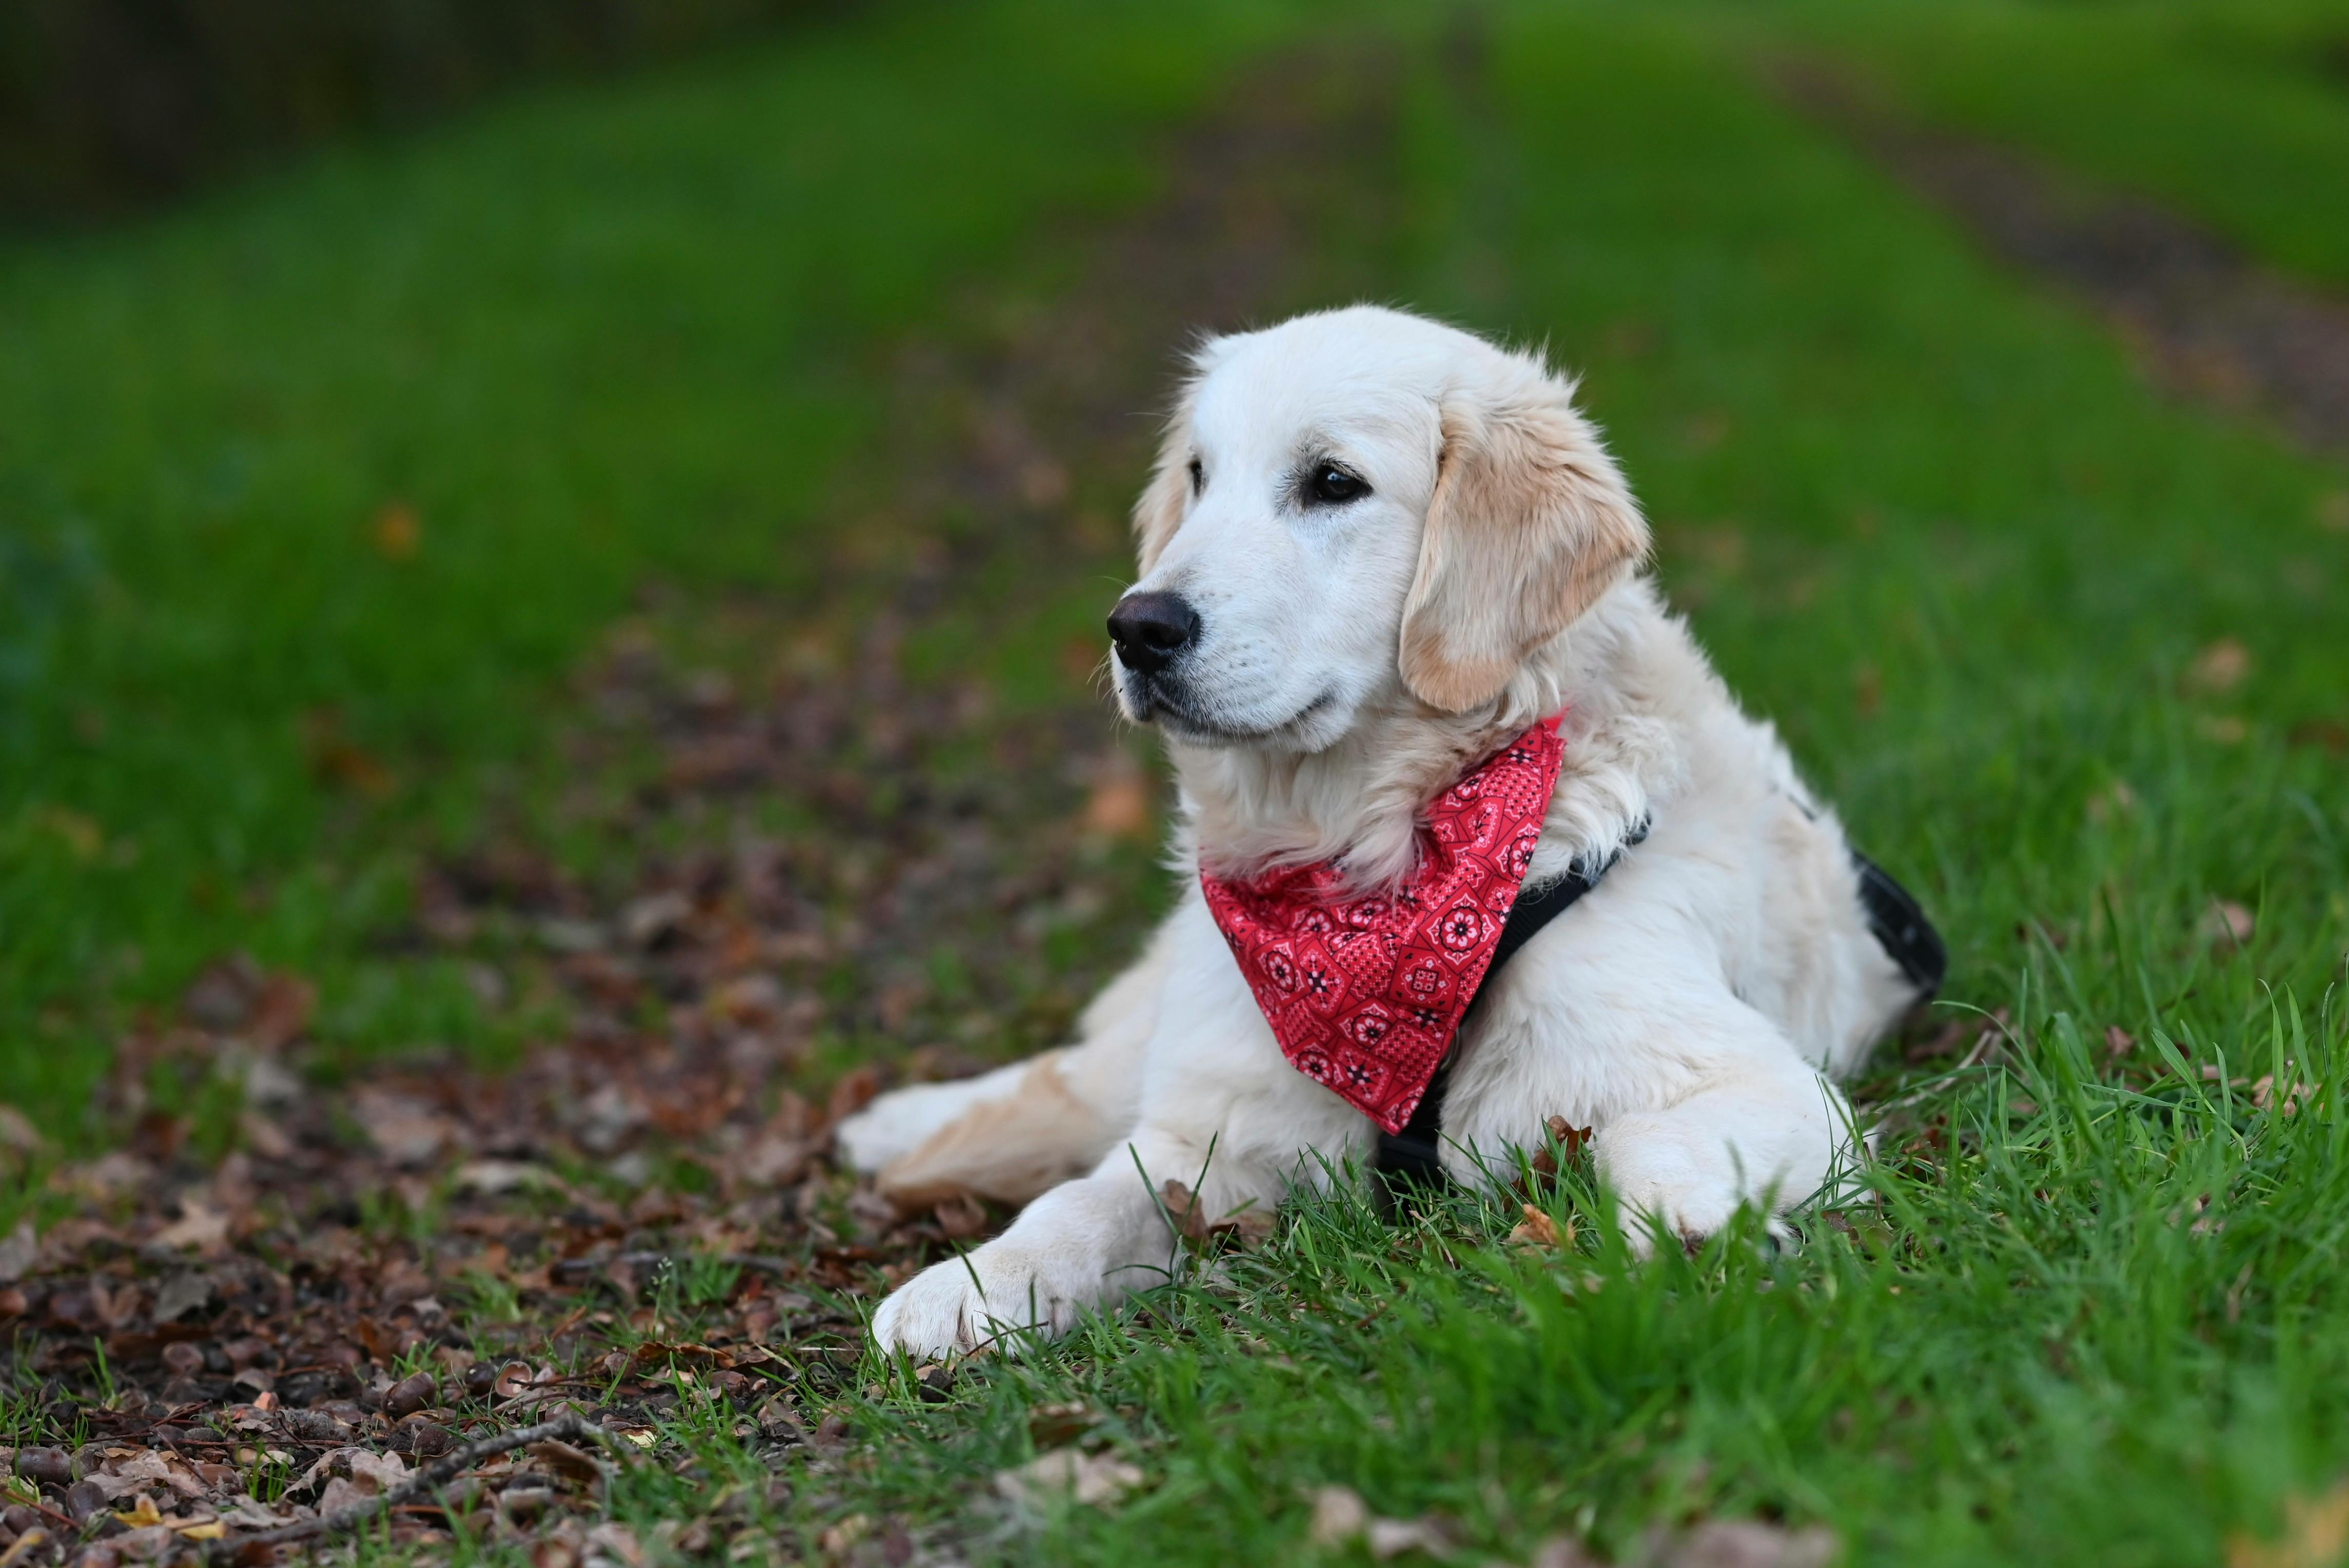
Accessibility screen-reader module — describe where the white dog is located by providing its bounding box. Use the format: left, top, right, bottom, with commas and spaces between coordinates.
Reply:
840, 306, 1937, 1358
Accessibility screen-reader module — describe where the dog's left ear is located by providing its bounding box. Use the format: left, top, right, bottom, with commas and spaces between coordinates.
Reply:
1398, 368, 1649, 713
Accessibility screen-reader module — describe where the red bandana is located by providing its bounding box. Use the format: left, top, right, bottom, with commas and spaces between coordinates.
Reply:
1199, 716, 1570, 1133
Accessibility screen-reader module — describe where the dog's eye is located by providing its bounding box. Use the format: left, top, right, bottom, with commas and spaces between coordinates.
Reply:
1306, 463, 1368, 506
1187, 457, 1205, 496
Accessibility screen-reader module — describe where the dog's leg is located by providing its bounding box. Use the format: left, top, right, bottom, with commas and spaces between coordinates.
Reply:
834, 917, 1174, 1206
870, 901, 1366, 1357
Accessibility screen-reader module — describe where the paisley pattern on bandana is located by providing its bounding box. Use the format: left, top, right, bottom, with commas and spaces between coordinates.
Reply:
1199, 716, 1569, 1134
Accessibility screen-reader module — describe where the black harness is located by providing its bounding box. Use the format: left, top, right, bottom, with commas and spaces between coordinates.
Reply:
1372, 829, 1946, 1191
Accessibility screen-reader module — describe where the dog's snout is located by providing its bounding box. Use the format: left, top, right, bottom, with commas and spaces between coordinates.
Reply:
1107, 592, 1200, 674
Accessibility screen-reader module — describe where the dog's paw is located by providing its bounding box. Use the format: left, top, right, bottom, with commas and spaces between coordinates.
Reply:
870, 1239, 1107, 1358
835, 1075, 1005, 1174
1595, 1115, 1789, 1258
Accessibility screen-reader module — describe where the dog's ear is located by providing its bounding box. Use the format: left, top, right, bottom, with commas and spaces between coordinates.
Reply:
1398, 370, 1649, 713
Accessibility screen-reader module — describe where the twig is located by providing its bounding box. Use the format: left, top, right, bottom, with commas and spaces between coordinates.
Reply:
613, 1249, 795, 1275
205, 1412, 620, 1559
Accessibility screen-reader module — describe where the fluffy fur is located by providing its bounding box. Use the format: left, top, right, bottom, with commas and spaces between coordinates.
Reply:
837, 306, 1925, 1357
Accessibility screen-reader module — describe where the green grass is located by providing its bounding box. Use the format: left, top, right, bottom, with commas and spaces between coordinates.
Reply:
1788, 0, 2349, 287
8, 0, 2349, 1563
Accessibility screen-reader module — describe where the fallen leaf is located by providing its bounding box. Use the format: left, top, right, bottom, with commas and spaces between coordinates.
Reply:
586, 1521, 647, 1566
2186, 637, 2252, 696
1027, 1401, 1100, 1449
933, 1192, 990, 1240
455, 1159, 560, 1196
527, 1439, 605, 1488
1508, 1203, 1565, 1250
372, 501, 422, 560
1161, 1180, 1276, 1250
152, 1269, 217, 1322
1307, 1484, 1459, 1559
2200, 900, 2256, 951
0, 1104, 43, 1158
352, 1087, 460, 1166
2252, 1073, 2312, 1116
1309, 1486, 1370, 1547
2231, 1480, 2349, 1568
2085, 780, 2138, 824
818, 1514, 870, 1552
2104, 1026, 2136, 1061
1524, 1537, 1606, 1568
1651, 1520, 1839, 1567
1369, 1515, 1460, 1559
152, 1200, 230, 1254
0, 1220, 35, 1284
994, 1447, 1144, 1508
1081, 758, 1153, 839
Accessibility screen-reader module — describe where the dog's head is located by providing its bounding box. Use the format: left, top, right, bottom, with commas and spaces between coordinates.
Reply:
1108, 306, 1648, 750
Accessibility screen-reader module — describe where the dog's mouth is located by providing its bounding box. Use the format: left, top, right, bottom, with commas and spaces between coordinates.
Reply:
1129, 677, 1337, 746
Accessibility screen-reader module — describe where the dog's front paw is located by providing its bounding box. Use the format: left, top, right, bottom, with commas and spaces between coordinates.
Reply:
1595, 1114, 1788, 1258
870, 1239, 1109, 1358
835, 1076, 997, 1174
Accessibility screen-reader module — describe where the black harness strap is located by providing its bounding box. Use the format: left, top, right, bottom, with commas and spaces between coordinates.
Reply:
1372, 830, 1945, 1196
1373, 821, 1648, 1190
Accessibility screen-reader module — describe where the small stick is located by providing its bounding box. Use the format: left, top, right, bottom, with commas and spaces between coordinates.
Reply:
205, 1411, 618, 1559
612, 1249, 795, 1275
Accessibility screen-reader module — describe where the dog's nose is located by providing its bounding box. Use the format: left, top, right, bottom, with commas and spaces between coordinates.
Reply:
1107, 592, 1200, 674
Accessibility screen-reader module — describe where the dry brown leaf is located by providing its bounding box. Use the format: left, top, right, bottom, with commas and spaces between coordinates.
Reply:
1027, 1401, 1100, 1449
527, 1439, 605, 1488
1524, 1536, 1605, 1568
1081, 758, 1153, 839
1308, 1486, 1370, 1547
0, 1220, 35, 1285
351, 1088, 460, 1167
0, 1104, 43, 1158
1509, 1203, 1566, 1250
994, 1448, 1144, 1509
1161, 1180, 1275, 1249
2200, 900, 2256, 950
1649, 1520, 1839, 1568
2229, 1480, 2349, 1568
151, 1200, 230, 1255
933, 1192, 990, 1240
817, 1514, 871, 1552
372, 501, 422, 560
2187, 637, 2252, 695
1307, 1484, 1459, 1559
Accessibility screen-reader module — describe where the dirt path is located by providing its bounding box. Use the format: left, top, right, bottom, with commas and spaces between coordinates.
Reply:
0, 51, 1401, 1567
1785, 64, 2349, 455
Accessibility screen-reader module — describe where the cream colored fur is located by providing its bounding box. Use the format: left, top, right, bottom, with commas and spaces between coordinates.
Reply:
838, 306, 1924, 1357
